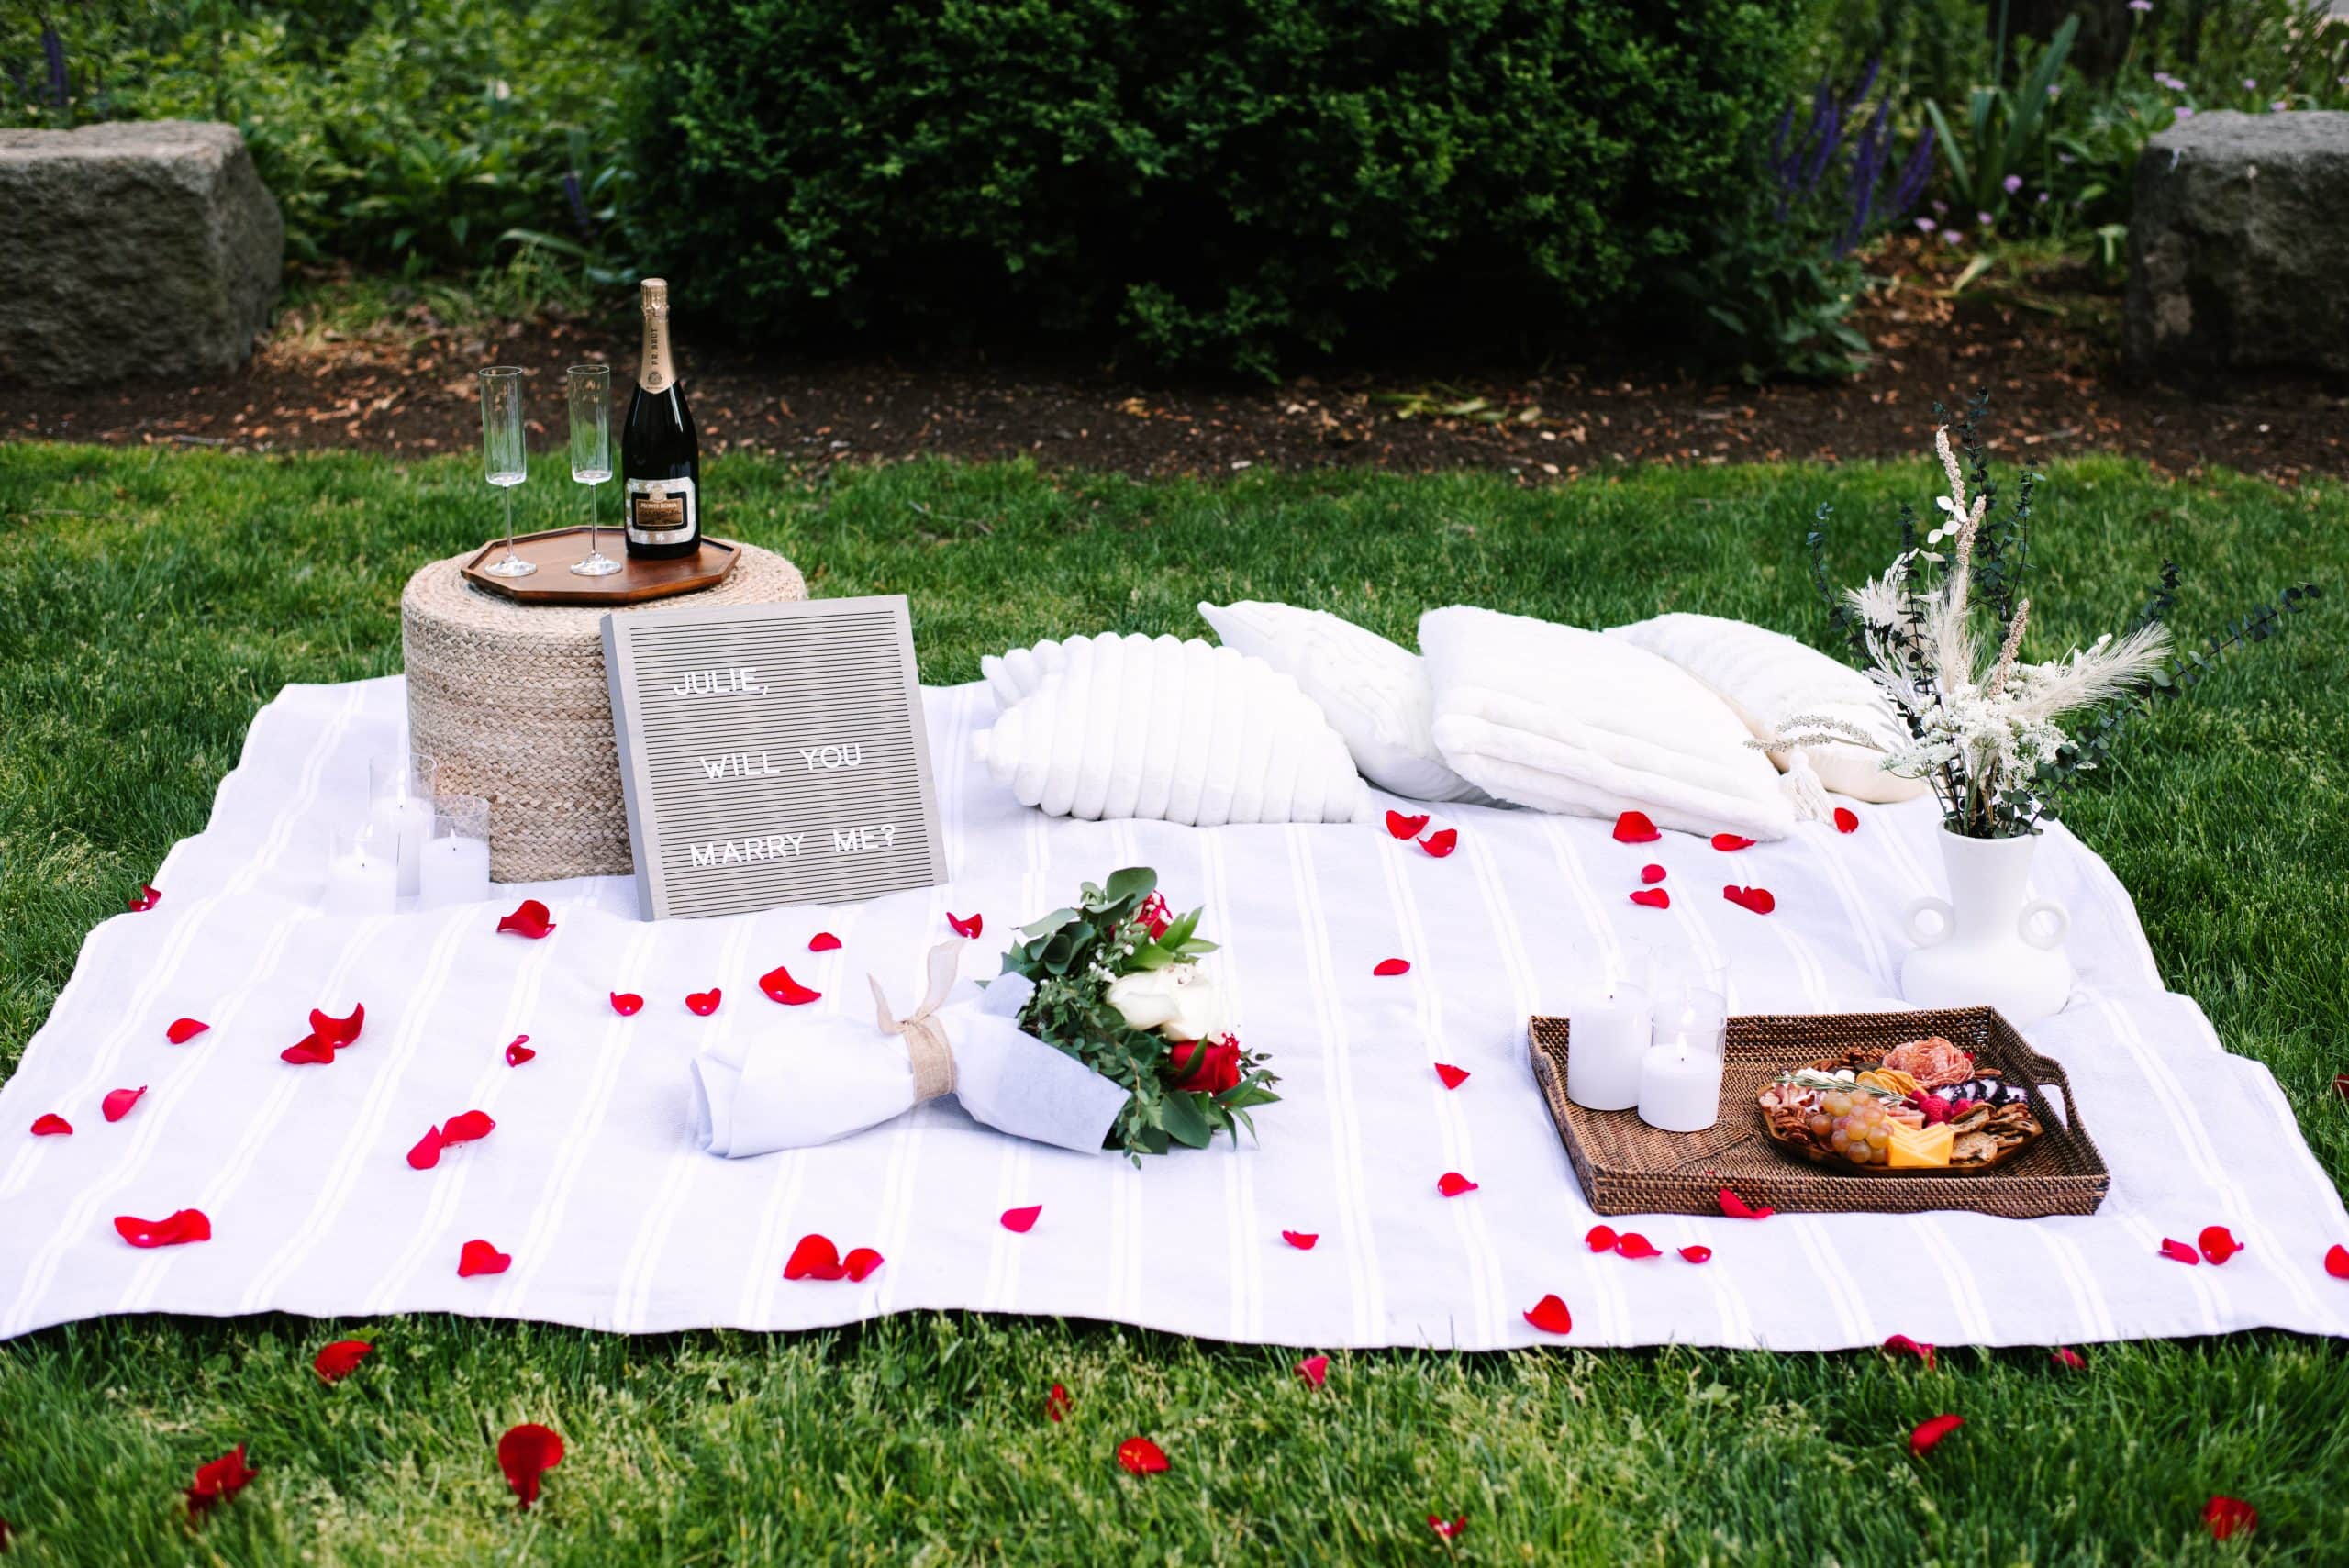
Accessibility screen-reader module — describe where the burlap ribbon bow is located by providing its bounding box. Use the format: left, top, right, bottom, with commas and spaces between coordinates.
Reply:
871, 938, 965, 1102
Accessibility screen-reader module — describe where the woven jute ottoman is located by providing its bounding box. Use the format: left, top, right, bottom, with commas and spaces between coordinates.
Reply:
401, 542, 808, 882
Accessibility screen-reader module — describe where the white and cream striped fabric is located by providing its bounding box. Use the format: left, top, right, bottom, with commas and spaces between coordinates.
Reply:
2, 675, 2344, 1349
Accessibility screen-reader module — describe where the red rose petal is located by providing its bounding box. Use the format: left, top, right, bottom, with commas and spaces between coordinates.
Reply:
785, 1233, 846, 1280
1295, 1354, 1329, 1388
1045, 1383, 1070, 1422
947, 910, 984, 939
1419, 828, 1458, 859
1433, 1062, 1470, 1089
1000, 1205, 1042, 1234
312, 1339, 373, 1383
808, 931, 842, 952
609, 991, 644, 1017
1436, 1172, 1478, 1196
1386, 809, 1431, 840
758, 964, 823, 1006
1833, 806, 1860, 834
309, 1004, 365, 1047
2326, 1243, 2349, 1280
1281, 1229, 1319, 1251
842, 1246, 885, 1282
115, 1208, 210, 1248
2198, 1224, 2243, 1265
1613, 1232, 1663, 1260
2203, 1496, 2257, 1541
184, 1444, 254, 1518
1710, 833, 1755, 851
497, 1423, 564, 1510
1719, 1186, 1774, 1221
2159, 1238, 2201, 1265
1723, 884, 1776, 915
1883, 1333, 1937, 1371
2050, 1346, 2087, 1370
685, 988, 722, 1017
505, 1034, 536, 1067
2337, 1072, 2349, 1101
405, 1126, 444, 1170
1116, 1436, 1169, 1475
495, 899, 557, 940
30, 1113, 72, 1137
101, 1085, 147, 1124
457, 1239, 511, 1277
1612, 811, 1660, 843
1908, 1414, 1965, 1456
1640, 863, 1667, 884
440, 1109, 495, 1144
1629, 887, 1671, 909
281, 1034, 337, 1065
1584, 1225, 1619, 1253
1428, 1515, 1467, 1540
1679, 1245, 1713, 1264
128, 884, 162, 912
1523, 1294, 1574, 1335
166, 1018, 210, 1045
1373, 957, 1410, 976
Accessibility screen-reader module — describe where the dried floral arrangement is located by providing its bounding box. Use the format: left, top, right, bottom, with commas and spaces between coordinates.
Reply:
1771, 394, 2321, 839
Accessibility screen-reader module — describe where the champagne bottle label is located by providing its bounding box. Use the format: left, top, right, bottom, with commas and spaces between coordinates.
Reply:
626, 475, 697, 544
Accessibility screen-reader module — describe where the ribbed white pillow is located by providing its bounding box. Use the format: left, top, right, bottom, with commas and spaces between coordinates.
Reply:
1196, 600, 1489, 804
972, 632, 1369, 827
1604, 612, 1927, 806
1420, 606, 1796, 840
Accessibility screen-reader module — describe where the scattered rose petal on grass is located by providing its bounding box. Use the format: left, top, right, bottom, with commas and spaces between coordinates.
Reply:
440, 1110, 495, 1144
2203, 1496, 2256, 1541
505, 1035, 535, 1067
1281, 1230, 1319, 1251
495, 899, 557, 940
1630, 887, 1671, 910
1718, 1187, 1775, 1221
1000, 1205, 1042, 1234
1723, 884, 1776, 915
808, 931, 841, 952
1883, 1333, 1937, 1371
457, 1240, 510, 1277
2050, 1346, 2087, 1371
1419, 828, 1458, 859
1612, 811, 1660, 843
1710, 833, 1755, 851
947, 910, 984, 939
1437, 1173, 1478, 1197
1434, 1062, 1470, 1089
312, 1340, 373, 1383
2336, 1072, 2349, 1101
785, 1234, 846, 1281
2159, 1238, 2201, 1265
1296, 1355, 1329, 1388
166, 1018, 210, 1044
1429, 1515, 1467, 1540
609, 991, 643, 1017
758, 964, 822, 1006
185, 1445, 255, 1518
2199, 1225, 2243, 1264
1585, 1225, 1619, 1252
30, 1113, 72, 1136
1386, 810, 1430, 840
1523, 1295, 1574, 1335
1679, 1245, 1712, 1264
102, 1086, 147, 1123
2326, 1244, 2349, 1280
1640, 863, 1667, 884
310, 1005, 365, 1047
1614, 1233, 1663, 1261
1909, 1414, 1965, 1456
1045, 1383, 1070, 1422
128, 884, 161, 912
1116, 1437, 1169, 1475
685, 988, 722, 1017
115, 1209, 209, 1248
842, 1248, 885, 1282
406, 1127, 445, 1170
1374, 958, 1410, 976
497, 1423, 564, 1510
1834, 806, 1860, 834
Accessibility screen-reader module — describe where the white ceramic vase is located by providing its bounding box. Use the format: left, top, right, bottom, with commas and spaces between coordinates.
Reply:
1899, 827, 2073, 1025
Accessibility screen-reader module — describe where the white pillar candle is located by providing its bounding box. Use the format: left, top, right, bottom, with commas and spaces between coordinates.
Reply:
369, 792, 431, 898
1637, 1040, 1722, 1133
322, 842, 398, 915
1564, 984, 1653, 1112
417, 831, 492, 909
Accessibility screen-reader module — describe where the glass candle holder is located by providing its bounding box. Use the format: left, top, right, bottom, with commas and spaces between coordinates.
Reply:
1564, 939, 1655, 1112
367, 750, 439, 899
322, 823, 399, 916
417, 795, 493, 909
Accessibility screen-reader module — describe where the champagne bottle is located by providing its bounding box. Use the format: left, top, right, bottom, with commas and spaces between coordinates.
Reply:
622, 277, 701, 561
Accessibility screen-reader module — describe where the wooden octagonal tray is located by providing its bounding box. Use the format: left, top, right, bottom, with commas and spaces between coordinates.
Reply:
460, 526, 739, 605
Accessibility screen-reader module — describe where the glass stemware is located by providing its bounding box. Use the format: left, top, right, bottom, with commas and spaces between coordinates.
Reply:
565, 363, 620, 576
478, 365, 534, 578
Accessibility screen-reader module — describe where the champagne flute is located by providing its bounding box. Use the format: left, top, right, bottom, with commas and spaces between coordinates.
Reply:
478, 365, 534, 578
565, 363, 620, 575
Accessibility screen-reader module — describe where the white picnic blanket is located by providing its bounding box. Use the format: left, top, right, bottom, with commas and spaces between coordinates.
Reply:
3, 676, 2344, 1350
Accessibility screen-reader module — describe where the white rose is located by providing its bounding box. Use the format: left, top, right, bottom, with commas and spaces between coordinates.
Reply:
1105, 962, 1228, 1043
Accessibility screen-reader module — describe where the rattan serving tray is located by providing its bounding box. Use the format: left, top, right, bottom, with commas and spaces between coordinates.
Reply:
1529, 1006, 2110, 1218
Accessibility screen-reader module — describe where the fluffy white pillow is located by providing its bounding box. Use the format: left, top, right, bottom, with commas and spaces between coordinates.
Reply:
972, 632, 1369, 827
1420, 606, 1796, 840
1197, 600, 1489, 804
1605, 612, 1927, 807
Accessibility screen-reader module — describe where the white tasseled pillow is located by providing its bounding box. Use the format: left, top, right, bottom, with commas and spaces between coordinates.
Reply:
1420, 606, 1796, 840
972, 632, 1369, 827
1604, 612, 1927, 808
1196, 599, 1490, 804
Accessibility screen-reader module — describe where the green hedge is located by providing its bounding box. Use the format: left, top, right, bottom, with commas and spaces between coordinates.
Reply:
632, 0, 1809, 377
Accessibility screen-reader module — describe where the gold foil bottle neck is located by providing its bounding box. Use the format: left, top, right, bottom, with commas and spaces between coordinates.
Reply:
640, 277, 669, 314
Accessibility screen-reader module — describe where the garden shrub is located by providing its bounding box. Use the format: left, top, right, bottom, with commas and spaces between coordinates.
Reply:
629, 0, 1813, 378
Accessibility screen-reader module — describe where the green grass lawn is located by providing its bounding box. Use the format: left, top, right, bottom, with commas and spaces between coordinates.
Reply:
2, 440, 2346, 1564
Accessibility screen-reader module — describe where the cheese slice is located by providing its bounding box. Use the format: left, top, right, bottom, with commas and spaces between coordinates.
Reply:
1886, 1122, 1954, 1170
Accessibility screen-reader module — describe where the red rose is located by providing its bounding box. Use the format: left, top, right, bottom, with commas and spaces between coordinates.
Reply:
1137, 892, 1173, 940
1167, 1034, 1242, 1095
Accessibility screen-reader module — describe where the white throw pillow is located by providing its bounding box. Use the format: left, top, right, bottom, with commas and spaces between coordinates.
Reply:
1605, 612, 1927, 807
972, 632, 1369, 827
1197, 600, 1489, 804
1420, 606, 1796, 840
